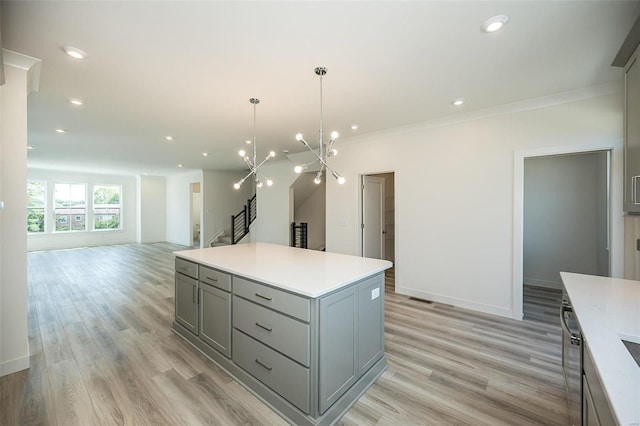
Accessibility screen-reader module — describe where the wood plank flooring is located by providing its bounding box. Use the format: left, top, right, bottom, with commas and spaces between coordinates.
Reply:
0, 243, 569, 425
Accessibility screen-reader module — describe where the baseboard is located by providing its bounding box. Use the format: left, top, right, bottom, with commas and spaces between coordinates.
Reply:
523, 277, 562, 290
397, 287, 512, 319
0, 355, 30, 377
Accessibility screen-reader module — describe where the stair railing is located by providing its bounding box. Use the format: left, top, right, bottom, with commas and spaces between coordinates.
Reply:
290, 222, 308, 249
231, 194, 257, 244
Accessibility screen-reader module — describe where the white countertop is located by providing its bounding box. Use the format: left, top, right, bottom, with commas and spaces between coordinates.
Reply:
174, 243, 392, 298
561, 272, 640, 425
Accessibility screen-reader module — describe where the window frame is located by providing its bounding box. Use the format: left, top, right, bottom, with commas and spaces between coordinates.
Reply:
27, 180, 47, 234
92, 184, 123, 231
53, 182, 87, 233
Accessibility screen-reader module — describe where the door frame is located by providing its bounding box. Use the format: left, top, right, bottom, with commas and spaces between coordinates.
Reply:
512, 143, 623, 320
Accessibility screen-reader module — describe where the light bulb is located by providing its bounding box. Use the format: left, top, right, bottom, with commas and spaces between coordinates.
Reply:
269, 151, 276, 158
266, 179, 273, 186
238, 149, 246, 157
233, 182, 241, 190
486, 21, 503, 32
337, 176, 346, 185
256, 180, 263, 188
296, 133, 304, 141
331, 131, 339, 139
245, 140, 252, 144
294, 165, 303, 174
314, 176, 322, 185
331, 149, 338, 156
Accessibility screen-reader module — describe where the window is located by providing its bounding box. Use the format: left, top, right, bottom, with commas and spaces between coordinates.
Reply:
54, 183, 86, 231
93, 185, 121, 230
27, 180, 46, 233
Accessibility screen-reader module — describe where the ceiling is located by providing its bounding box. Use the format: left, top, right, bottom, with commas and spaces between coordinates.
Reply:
2, 1, 639, 176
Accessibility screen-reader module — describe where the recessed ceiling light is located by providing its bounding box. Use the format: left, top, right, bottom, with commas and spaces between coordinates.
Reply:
55, 128, 67, 133
202, 152, 208, 157
283, 149, 289, 154
482, 15, 509, 33
245, 139, 252, 144
177, 164, 183, 168
165, 136, 174, 141
452, 98, 465, 106
68, 98, 85, 106
61, 45, 88, 59
27, 145, 35, 150
350, 124, 359, 130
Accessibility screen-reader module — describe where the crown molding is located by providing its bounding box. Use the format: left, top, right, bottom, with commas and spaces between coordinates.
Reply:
2, 49, 42, 94
340, 81, 623, 147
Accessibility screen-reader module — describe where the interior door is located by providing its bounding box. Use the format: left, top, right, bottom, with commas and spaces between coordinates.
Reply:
362, 176, 385, 259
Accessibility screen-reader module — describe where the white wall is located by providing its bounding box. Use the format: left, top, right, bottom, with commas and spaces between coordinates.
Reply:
166, 170, 202, 246
201, 170, 252, 245
251, 90, 625, 319
523, 152, 608, 289
137, 175, 166, 243
250, 161, 299, 245
295, 184, 326, 250
27, 169, 138, 251
1, 62, 30, 376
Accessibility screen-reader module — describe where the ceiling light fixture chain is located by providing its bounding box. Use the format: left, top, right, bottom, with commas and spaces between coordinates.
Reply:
234, 98, 275, 190
294, 67, 345, 185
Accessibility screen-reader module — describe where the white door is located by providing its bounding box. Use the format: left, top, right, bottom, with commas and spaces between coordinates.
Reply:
362, 176, 385, 259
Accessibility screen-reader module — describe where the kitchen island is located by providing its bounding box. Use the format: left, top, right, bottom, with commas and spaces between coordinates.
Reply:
561, 272, 640, 425
173, 243, 392, 426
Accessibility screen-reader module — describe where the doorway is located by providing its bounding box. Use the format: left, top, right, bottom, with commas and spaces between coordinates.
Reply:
522, 150, 610, 319
361, 172, 396, 287
361, 173, 395, 261
190, 182, 201, 248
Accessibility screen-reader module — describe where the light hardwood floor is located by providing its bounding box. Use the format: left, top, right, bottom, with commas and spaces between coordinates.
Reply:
0, 243, 569, 425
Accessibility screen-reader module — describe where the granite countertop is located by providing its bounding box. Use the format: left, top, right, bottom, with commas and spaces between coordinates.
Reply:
174, 242, 392, 298
561, 272, 640, 425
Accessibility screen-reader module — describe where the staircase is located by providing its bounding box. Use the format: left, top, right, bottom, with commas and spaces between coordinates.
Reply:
231, 194, 257, 244
210, 233, 233, 247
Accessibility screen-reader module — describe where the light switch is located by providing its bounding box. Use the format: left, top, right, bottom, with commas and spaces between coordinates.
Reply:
371, 287, 380, 300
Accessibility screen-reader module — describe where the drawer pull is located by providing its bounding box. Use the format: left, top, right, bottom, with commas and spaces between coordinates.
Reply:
255, 358, 272, 371
205, 276, 218, 281
255, 322, 273, 332
255, 293, 272, 301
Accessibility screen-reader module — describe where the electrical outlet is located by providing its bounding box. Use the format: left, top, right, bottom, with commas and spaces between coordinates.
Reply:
371, 287, 380, 300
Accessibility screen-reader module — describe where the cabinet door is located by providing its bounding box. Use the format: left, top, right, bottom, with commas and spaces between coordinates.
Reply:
318, 286, 357, 414
357, 275, 384, 373
199, 283, 231, 357
175, 273, 198, 335
583, 378, 600, 426
626, 49, 640, 212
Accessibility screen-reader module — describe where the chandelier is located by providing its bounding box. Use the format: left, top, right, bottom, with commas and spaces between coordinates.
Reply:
294, 67, 345, 185
234, 98, 275, 189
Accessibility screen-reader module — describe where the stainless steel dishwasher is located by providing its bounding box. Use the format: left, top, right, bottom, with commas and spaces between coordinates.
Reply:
561, 292, 582, 426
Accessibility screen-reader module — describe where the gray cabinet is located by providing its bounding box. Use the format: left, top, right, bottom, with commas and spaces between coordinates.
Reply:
174, 256, 387, 426
318, 274, 384, 414
319, 286, 358, 414
200, 283, 231, 357
358, 276, 384, 372
175, 259, 199, 335
625, 46, 640, 214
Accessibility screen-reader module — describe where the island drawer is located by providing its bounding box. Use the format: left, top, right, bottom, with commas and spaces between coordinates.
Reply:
233, 329, 310, 414
199, 265, 231, 292
233, 277, 310, 322
175, 257, 198, 279
233, 295, 310, 366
